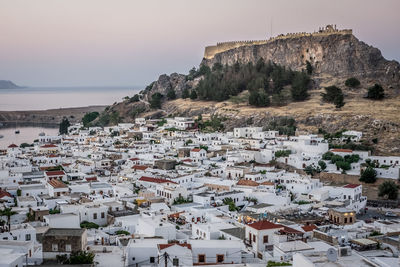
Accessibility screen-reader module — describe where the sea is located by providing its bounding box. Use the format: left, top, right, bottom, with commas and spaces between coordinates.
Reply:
0, 86, 141, 148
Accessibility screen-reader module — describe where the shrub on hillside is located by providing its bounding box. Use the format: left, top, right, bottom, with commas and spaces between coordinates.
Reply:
321, 86, 345, 108
345, 77, 360, 88
367, 84, 384, 100
359, 167, 377, 183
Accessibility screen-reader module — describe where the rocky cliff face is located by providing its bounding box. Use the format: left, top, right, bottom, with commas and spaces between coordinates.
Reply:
142, 73, 200, 101
202, 34, 400, 92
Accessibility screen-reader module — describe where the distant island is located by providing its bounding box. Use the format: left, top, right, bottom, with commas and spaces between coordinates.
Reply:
0, 80, 23, 89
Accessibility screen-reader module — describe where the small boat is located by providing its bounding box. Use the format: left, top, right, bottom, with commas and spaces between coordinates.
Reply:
15, 130, 20, 134
39, 132, 45, 136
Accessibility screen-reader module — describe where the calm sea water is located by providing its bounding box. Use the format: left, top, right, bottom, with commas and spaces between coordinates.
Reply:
0, 126, 59, 149
0, 86, 140, 111
0, 86, 142, 148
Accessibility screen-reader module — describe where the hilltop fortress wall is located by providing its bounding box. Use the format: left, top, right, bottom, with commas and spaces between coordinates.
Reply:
204, 25, 352, 59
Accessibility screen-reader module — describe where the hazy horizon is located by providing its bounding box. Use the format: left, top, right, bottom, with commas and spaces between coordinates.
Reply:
1, 0, 399, 87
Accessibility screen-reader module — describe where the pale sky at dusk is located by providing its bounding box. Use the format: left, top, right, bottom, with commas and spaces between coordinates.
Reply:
1, 0, 399, 87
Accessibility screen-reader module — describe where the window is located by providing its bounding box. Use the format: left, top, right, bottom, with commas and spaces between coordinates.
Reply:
52, 244, 58, 252
263, 235, 269, 243
198, 254, 205, 263
173, 258, 179, 266
25, 234, 31, 241
253, 235, 256, 242
217, 254, 224, 263
65, 244, 72, 252
101, 212, 105, 219
150, 257, 155, 263
344, 218, 347, 223
93, 213, 97, 219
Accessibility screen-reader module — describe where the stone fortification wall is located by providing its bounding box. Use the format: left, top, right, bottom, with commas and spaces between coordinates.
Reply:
204, 26, 352, 59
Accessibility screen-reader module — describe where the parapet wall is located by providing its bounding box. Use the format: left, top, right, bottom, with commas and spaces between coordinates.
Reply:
204, 26, 352, 59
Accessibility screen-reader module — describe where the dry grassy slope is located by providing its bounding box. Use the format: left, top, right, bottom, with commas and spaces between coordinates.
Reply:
156, 86, 400, 156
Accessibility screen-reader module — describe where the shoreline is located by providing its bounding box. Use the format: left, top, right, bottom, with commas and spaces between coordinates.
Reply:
0, 105, 107, 126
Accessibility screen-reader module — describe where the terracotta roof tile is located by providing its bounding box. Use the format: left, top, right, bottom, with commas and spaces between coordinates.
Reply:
343, 184, 360, 189
237, 179, 259, 187
247, 220, 283, 230
139, 176, 177, 184
301, 224, 318, 232
48, 179, 67, 188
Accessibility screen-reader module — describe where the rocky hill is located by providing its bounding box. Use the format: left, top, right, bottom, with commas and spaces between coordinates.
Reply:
0, 80, 22, 89
102, 25, 400, 155
202, 29, 400, 93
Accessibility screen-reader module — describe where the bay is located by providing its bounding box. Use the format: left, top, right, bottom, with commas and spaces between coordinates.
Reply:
0, 126, 59, 149
0, 86, 140, 111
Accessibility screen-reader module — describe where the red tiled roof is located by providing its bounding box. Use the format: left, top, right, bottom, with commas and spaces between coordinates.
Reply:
132, 165, 148, 171
139, 176, 177, 184
191, 148, 201, 152
129, 158, 140, 161
301, 224, 318, 232
237, 179, 259, 187
158, 243, 192, 250
8, 144, 18, 148
182, 159, 193, 162
343, 184, 360, 189
279, 225, 303, 235
331, 149, 353, 153
48, 179, 67, 188
85, 177, 97, 181
41, 144, 58, 148
0, 190, 12, 199
45, 170, 65, 176
260, 181, 275, 186
247, 220, 283, 230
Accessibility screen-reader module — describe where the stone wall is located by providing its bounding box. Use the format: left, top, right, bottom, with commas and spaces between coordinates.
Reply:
204, 26, 352, 59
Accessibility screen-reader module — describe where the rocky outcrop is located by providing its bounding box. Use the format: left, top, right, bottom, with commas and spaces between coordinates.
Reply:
202, 33, 400, 92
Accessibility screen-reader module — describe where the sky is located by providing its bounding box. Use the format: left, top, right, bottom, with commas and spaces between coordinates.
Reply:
0, 0, 399, 87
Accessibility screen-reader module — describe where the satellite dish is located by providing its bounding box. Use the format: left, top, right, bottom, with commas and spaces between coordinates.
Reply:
327, 248, 338, 262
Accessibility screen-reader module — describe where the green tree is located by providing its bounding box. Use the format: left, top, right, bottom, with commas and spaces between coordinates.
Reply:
306, 60, 313, 75
291, 72, 310, 101
318, 160, 327, 170
336, 161, 351, 171
322, 86, 345, 108
367, 84, 384, 100
150, 93, 163, 109
0, 208, 17, 232
378, 181, 399, 200
67, 251, 95, 264
182, 88, 190, 99
198, 64, 211, 76
129, 94, 140, 102
249, 89, 270, 107
322, 151, 334, 160
359, 167, 377, 183
59, 117, 70, 135
275, 150, 291, 158
80, 221, 99, 229
166, 89, 176, 100
190, 90, 198, 100
82, 112, 99, 127
333, 93, 345, 108
345, 77, 360, 88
